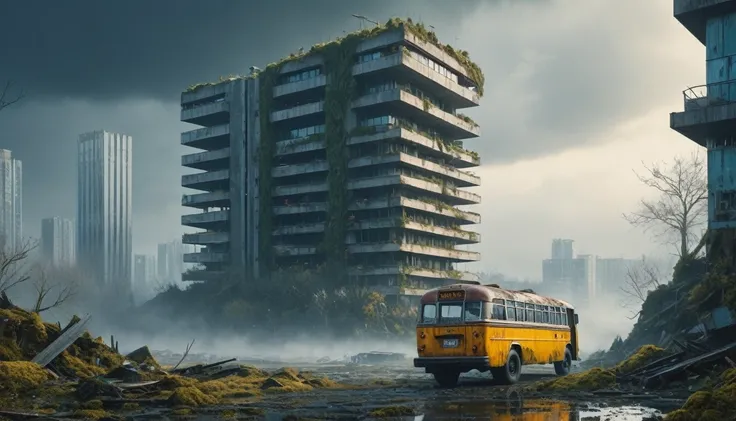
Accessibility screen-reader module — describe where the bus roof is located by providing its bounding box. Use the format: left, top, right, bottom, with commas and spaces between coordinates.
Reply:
419, 283, 574, 309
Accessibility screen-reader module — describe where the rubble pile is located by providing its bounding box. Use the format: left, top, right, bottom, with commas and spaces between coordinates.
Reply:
0, 300, 342, 419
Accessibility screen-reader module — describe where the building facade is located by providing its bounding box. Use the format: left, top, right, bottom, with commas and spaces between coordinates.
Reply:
551, 238, 574, 260
0, 149, 22, 250
180, 20, 483, 295
133, 254, 156, 290
595, 257, 638, 296
40, 217, 75, 267
671, 0, 736, 262
77, 130, 133, 296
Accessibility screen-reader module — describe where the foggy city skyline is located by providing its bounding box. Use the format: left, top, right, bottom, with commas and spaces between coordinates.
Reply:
0, 0, 701, 279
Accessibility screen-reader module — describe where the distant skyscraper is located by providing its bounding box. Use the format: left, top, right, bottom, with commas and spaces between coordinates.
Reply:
157, 239, 184, 284
551, 239, 574, 260
77, 130, 132, 297
133, 254, 156, 291
41, 217, 75, 267
0, 149, 22, 250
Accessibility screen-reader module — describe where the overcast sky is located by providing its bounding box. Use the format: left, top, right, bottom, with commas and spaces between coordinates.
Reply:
0, 0, 704, 279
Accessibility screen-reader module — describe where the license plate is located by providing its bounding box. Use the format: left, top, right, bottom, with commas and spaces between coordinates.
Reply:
442, 339, 459, 348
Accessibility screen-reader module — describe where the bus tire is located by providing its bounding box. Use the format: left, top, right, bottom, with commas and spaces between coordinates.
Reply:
554, 348, 573, 376
433, 370, 460, 388
494, 348, 522, 385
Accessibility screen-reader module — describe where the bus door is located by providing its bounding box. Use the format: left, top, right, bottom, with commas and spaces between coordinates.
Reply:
566, 308, 578, 360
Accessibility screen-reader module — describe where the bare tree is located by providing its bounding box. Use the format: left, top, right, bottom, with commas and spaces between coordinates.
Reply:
0, 240, 37, 294
620, 258, 664, 318
0, 81, 24, 113
623, 152, 707, 259
31, 265, 77, 313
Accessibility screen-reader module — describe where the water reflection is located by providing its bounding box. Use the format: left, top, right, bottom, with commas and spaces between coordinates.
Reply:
417, 399, 662, 420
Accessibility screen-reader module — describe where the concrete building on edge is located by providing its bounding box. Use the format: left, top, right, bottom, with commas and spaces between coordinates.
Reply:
180, 19, 483, 296
670, 0, 736, 264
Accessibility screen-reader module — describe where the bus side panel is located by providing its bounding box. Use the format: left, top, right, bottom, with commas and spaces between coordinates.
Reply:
484, 325, 510, 367
485, 325, 572, 366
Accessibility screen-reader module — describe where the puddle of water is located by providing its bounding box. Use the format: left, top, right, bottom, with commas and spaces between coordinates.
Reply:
414, 400, 663, 420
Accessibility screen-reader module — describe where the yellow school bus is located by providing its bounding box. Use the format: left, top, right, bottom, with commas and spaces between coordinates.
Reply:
414, 282, 580, 387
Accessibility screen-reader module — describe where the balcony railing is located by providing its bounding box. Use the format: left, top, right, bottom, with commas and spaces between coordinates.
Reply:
683, 81, 736, 111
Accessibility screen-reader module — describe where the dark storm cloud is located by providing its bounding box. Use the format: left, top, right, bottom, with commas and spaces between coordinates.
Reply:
0, 0, 481, 102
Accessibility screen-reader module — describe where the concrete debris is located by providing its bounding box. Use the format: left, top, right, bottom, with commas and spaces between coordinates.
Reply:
350, 351, 407, 365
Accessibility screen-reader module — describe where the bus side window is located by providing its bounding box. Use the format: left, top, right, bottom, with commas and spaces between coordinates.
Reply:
492, 299, 506, 320
506, 301, 517, 321
526, 303, 535, 322
562, 311, 568, 326
535, 305, 543, 323
514, 302, 525, 322
553, 307, 559, 325
543, 306, 550, 324
557, 308, 563, 325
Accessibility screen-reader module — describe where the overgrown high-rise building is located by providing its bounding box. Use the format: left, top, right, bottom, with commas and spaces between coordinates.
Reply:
180, 19, 483, 295
671, 0, 736, 263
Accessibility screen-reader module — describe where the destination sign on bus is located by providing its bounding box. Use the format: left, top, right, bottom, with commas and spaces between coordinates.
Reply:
438, 290, 465, 301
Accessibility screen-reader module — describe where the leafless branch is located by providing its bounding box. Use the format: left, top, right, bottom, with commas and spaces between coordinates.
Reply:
623, 152, 707, 258
171, 339, 195, 371
0, 81, 24, 113
32, 265, 78, 313
619, 258, 664, 316
0, 239, 37, 293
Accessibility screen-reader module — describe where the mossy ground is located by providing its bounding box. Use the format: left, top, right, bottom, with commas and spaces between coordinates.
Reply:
533, 345, 668, 392
664, 368, 736, 420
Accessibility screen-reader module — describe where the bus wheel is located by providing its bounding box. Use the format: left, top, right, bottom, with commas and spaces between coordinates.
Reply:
554, 348, 573, 376
433, 370, 460, 388
493, 348, 522, 385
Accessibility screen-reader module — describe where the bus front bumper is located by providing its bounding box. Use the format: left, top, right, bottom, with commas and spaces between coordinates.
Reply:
413, 356, 491, 373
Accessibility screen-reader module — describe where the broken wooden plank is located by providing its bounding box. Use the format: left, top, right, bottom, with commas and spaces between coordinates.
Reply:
643, 340, 736, 389
31, 313, 92, 367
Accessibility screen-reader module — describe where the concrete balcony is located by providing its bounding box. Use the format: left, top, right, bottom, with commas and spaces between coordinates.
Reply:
182, 148, 230, 171
674, 0, 735, 44
182, 269, 226, 282
273, 245, 317, 256
347, 217, 479, 244
181, 100, 229, 127
273, 182, 328, 197
349, 152, 480, 187
182, 231, 229, 245
275, 136, 326, 156
181, 169, 229, 191
356, 28, 474, 88
348, 127, 479, 168
671, 81, 736, 147
181, 124, 230, 151
353, 51, 479, 108
352, 89, 479, 140
270, 100, 324, 123
183, 252, 228, 264
347, 242, 480, 262
182, 190, 230, 209
273, 202, 327, 215
273, 74, 327, 98
272, 160, 328, 178
348, 196, 480, 225
348, 174, 480, 205
273, 222, 325, 236
181, 83, 229, 106
181, 210, 229, 228
348, 265, 479, 282
370, 285, 427, 297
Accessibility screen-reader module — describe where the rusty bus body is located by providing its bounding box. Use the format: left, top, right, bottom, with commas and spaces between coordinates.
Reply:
414, 282, 580, 387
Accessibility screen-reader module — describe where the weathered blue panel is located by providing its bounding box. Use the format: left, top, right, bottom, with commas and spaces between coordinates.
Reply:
707, 146, 736, 229
725, 13, 736, 56
707, 16, 724, 60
